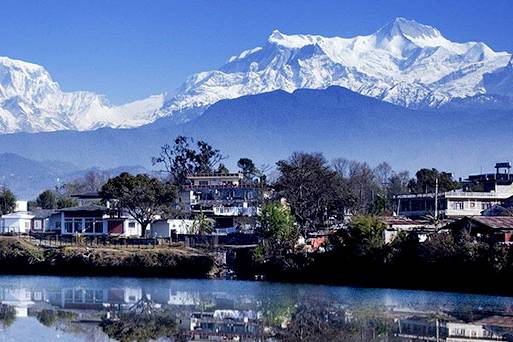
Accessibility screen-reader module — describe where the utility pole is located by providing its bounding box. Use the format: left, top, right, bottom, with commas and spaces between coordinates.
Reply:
434, 177, 439, 221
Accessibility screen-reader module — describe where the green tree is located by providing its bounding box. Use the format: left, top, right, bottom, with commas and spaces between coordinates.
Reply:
275, 152, 355, 232
238, 158, 257, 182
341, 215, 386, 259
100, 173, 176, 235
0, 187, 16, 215
408, 168, 459, 193
36, 190, 57, 209
56, 197, 78, 209
192, 212, 214, 235
255, 202, 298, 260
216, 163, 230, 174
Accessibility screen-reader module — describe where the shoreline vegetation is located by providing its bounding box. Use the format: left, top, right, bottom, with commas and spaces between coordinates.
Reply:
3, 234, 513, 298
0, 237, 215, 278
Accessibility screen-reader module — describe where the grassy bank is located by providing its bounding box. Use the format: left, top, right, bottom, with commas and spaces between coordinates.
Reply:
0, 237, 215, 278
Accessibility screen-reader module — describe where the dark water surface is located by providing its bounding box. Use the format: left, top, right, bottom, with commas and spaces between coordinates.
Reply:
0, 275, 512, 341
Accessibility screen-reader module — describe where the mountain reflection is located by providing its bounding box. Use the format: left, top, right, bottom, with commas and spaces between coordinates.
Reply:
0, 277, 513, 341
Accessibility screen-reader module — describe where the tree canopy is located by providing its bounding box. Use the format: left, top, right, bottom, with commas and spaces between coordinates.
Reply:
152, 136, 225, 186
100, 173, 176, 234
274, 152, 355, 232
408, 168, 459, 193
0, 187, 16, 215
36, 190, 57, 209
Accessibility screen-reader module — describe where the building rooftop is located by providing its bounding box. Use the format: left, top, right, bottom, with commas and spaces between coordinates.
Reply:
70, 192, 103, 199
31, 209, 58, 219
57, 205, 109, 213
187, 173, 242, 179
468, 216, 513, 229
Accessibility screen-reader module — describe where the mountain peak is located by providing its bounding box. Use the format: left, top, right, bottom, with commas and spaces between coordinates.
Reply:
378, 17, 442, 39
374, 17, 447, 49
267, 29, 321, 49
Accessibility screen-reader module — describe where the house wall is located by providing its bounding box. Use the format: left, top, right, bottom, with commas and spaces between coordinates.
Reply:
445, 198, 500, 217
150, 222, 171, 237
150, 219, 195, 237
60, 213, 108, 235
1, 218, 32, 234
122, 220, 141, 237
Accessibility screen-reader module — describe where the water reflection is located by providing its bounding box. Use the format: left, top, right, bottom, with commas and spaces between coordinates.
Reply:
0, 276, 512, 341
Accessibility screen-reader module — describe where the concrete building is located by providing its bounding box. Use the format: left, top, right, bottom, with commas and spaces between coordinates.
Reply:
0, 211, 34, 234
395, 163, 513, 219
179, 172, 262, 232
57, 205, 141, 237
150, 219, 195, 237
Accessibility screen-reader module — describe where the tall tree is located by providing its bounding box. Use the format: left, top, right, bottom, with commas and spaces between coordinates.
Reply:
0, 187, 16, 215
275, 152, 355, 232
408, 168, 459, 193
237, 158, 258, 182
152, 136, 225, 186
216, 163, 230, 174
100, 173, 176, 235
36, 190, 57, 209
255, 201, 298, 260
333, 159, 380, 213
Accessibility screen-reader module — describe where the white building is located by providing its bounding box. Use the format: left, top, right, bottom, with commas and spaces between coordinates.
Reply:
0, 212, 34, 234
396, 163, 513, 218
150, 219, 195, 237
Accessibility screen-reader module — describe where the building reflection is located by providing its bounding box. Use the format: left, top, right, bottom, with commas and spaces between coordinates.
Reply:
0, 283, 513, 341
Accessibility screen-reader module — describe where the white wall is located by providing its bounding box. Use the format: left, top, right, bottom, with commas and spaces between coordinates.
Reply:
1, 218, 32, 234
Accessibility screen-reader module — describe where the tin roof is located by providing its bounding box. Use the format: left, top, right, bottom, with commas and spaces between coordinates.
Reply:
469, 216, 513, 229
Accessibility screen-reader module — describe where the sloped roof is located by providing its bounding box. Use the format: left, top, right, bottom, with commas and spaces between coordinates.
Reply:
1, 211, 34, 219
469, 216, 513, 229
31, 209, 58, 219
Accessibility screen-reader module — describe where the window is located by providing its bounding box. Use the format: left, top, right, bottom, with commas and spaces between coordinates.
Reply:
482, 202, 492, 210
84, 219, 94, 233
55, 221, 61, 230
65, 219, 73, 233
128, 222, 136, 228
199, 180, 208, 186
95, 290, 103, 303
94, 221, 104, 234
85, 290, 94, 303
73, 219, 84, 233
450, 201, 464, 210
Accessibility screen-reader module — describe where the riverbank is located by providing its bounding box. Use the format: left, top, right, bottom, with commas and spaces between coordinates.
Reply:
0, 237, 215, 278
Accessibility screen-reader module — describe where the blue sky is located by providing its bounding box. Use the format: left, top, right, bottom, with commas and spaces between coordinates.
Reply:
1, 0, 512, 104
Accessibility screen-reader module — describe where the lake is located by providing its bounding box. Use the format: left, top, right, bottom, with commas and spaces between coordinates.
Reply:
0, 275, 512, 341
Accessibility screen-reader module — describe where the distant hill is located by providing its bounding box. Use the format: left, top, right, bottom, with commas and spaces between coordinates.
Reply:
0, 86, 512, 179
0, 153, 147, 199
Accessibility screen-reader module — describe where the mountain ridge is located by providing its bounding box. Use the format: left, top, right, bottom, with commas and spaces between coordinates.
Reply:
1, 17, 512, 133
0, 86, 510, 179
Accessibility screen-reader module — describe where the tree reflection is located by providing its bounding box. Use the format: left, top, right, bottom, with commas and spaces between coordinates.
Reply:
276, 303, 395, 342
100, 292, 185, 342
0, 304, 15, 328
35, 309, 78, 327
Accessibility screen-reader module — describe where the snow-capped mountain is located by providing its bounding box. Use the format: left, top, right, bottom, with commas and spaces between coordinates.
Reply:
0, 17, 512, 133
0, 56, 164, 133
158, 17, 511, 118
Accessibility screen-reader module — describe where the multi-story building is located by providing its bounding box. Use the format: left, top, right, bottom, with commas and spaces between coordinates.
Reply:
179, 172, 262, 232
395, 163, 513, 219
